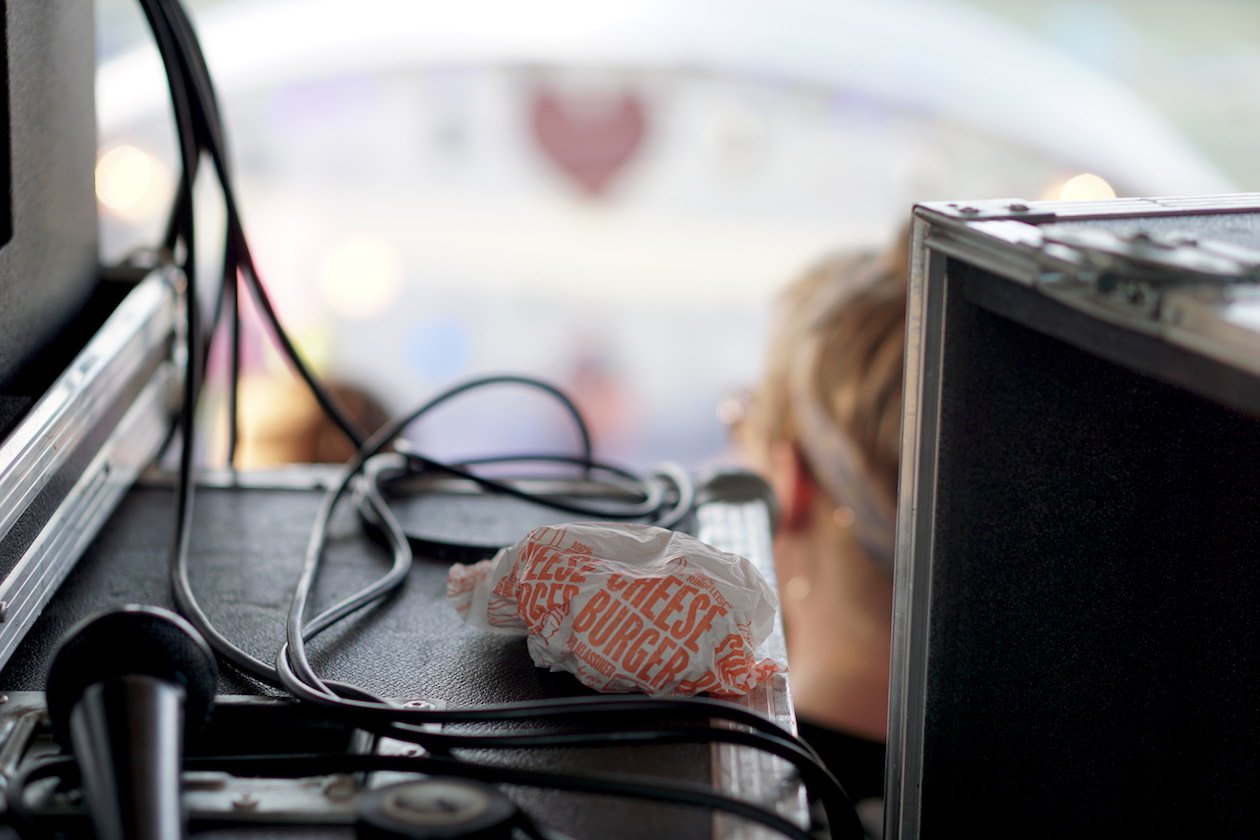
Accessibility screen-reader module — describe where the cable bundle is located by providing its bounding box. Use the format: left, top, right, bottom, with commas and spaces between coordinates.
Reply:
121, 2, 865, 837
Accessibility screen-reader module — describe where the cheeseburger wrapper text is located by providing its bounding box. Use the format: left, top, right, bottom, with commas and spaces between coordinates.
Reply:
447, 522, 784, 697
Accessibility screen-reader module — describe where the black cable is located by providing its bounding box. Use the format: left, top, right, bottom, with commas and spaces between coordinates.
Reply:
136, 2, 197, 273
162, 0, 229, 157
280, 375, 696, 701
165, 6, 367, 450
275, 374, 658, 681
144, 0, 693, 680
225, 244, 242, 467
278, 378, 586, 697
155, 0, 683, 505
136, 0, 350, 685
145, 0, 367, 450
9, 752, 812, 840
367, 719, 853, 827
355, 451, 694, 564
4, 733, 852, 839
647, 460, 696, 531
4, 757, 73, 838
259, 752, 815, 840
129, 4, 862, 838
240, 372, 848, 830
380, 722, 819, 766
154, 0, 245, 471
275, 641, 857, 832
145, 0, 681, 505
271, 421, 857, 835
391, 374, 597, 466
140, 0, 320, 686
139, 0, 750, 747
394, 449, 671, 520
294, 467, 414, 647
268, 390, 859, 839
281, 446, 835, 830
273, 452, 814, 754
134, 4, 215, 709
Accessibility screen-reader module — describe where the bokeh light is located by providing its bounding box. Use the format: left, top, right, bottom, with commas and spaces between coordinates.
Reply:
95, 144, 166, 218
1048, 172, 1118, 201
315, 233, 404, 319
404, 316, 471, 382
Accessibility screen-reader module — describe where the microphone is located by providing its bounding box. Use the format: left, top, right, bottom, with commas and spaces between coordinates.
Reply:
45, 605, 218, 840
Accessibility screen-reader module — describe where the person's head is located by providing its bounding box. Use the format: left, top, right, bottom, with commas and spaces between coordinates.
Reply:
737, 228, 908, 739
743, 230, 908, 571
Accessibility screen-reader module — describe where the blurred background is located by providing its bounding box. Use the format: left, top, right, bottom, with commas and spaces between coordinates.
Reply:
93, 0, 1260, 468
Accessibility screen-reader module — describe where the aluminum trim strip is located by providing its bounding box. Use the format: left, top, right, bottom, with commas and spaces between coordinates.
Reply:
885, 217, 949, 839
918, 193, 1260, 224
1161, 290, 1260, 380
0, 363, 176, 668
0, 269, 178, 543
699, 495, 807, 840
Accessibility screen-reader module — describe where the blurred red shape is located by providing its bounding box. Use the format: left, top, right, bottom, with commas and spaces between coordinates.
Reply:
531, 88, 647, 197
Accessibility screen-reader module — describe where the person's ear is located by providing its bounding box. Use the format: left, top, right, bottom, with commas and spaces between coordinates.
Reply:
768, 440, 815, 532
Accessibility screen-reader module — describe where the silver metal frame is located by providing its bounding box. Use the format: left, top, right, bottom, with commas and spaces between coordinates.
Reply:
697, 490, 804, 840
884, 215, 948, 839
916, 194, 1260, 380
0, 266, 181, 668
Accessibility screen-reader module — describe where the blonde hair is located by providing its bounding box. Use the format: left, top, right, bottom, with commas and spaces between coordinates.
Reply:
750, 229, 909, 554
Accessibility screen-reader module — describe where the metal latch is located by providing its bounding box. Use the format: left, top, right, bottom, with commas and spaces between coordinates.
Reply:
1037, 227, 1260, 319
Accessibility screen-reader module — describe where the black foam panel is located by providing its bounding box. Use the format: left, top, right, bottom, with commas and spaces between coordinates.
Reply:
918, 262, 1260, 837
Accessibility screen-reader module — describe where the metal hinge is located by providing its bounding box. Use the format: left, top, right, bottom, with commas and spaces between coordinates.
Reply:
1036, 227, 1260, 320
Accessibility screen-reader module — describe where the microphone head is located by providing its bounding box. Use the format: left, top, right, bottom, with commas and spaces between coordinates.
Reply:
45, 605, 218, 744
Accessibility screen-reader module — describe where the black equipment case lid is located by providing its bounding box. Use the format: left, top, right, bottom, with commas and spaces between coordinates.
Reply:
889, 194, 1260, 839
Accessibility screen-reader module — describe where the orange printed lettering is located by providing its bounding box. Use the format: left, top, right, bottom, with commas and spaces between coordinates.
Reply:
640, 577, 679, 622
649, 643, 691, 690
587, 602, 629, 647
671, 592, 711, 645
654, 582, 696, 631
682, 603, 727, 653
634, 634, 675, 682
622, 577, 658, 608
571, 589, 610, 633
623, 628, 661, 672
604, 612, 645, 662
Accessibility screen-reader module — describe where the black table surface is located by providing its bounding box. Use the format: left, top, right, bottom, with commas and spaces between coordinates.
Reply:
0, 472, 718, 839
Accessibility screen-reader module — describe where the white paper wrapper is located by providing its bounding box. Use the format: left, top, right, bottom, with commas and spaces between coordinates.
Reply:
447, 522, 784, 697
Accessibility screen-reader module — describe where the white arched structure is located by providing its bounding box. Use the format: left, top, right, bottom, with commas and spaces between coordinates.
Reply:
100, 0, 1230, 196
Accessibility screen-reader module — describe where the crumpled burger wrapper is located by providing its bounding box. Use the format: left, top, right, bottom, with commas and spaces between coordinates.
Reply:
447, 522, 784, 697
